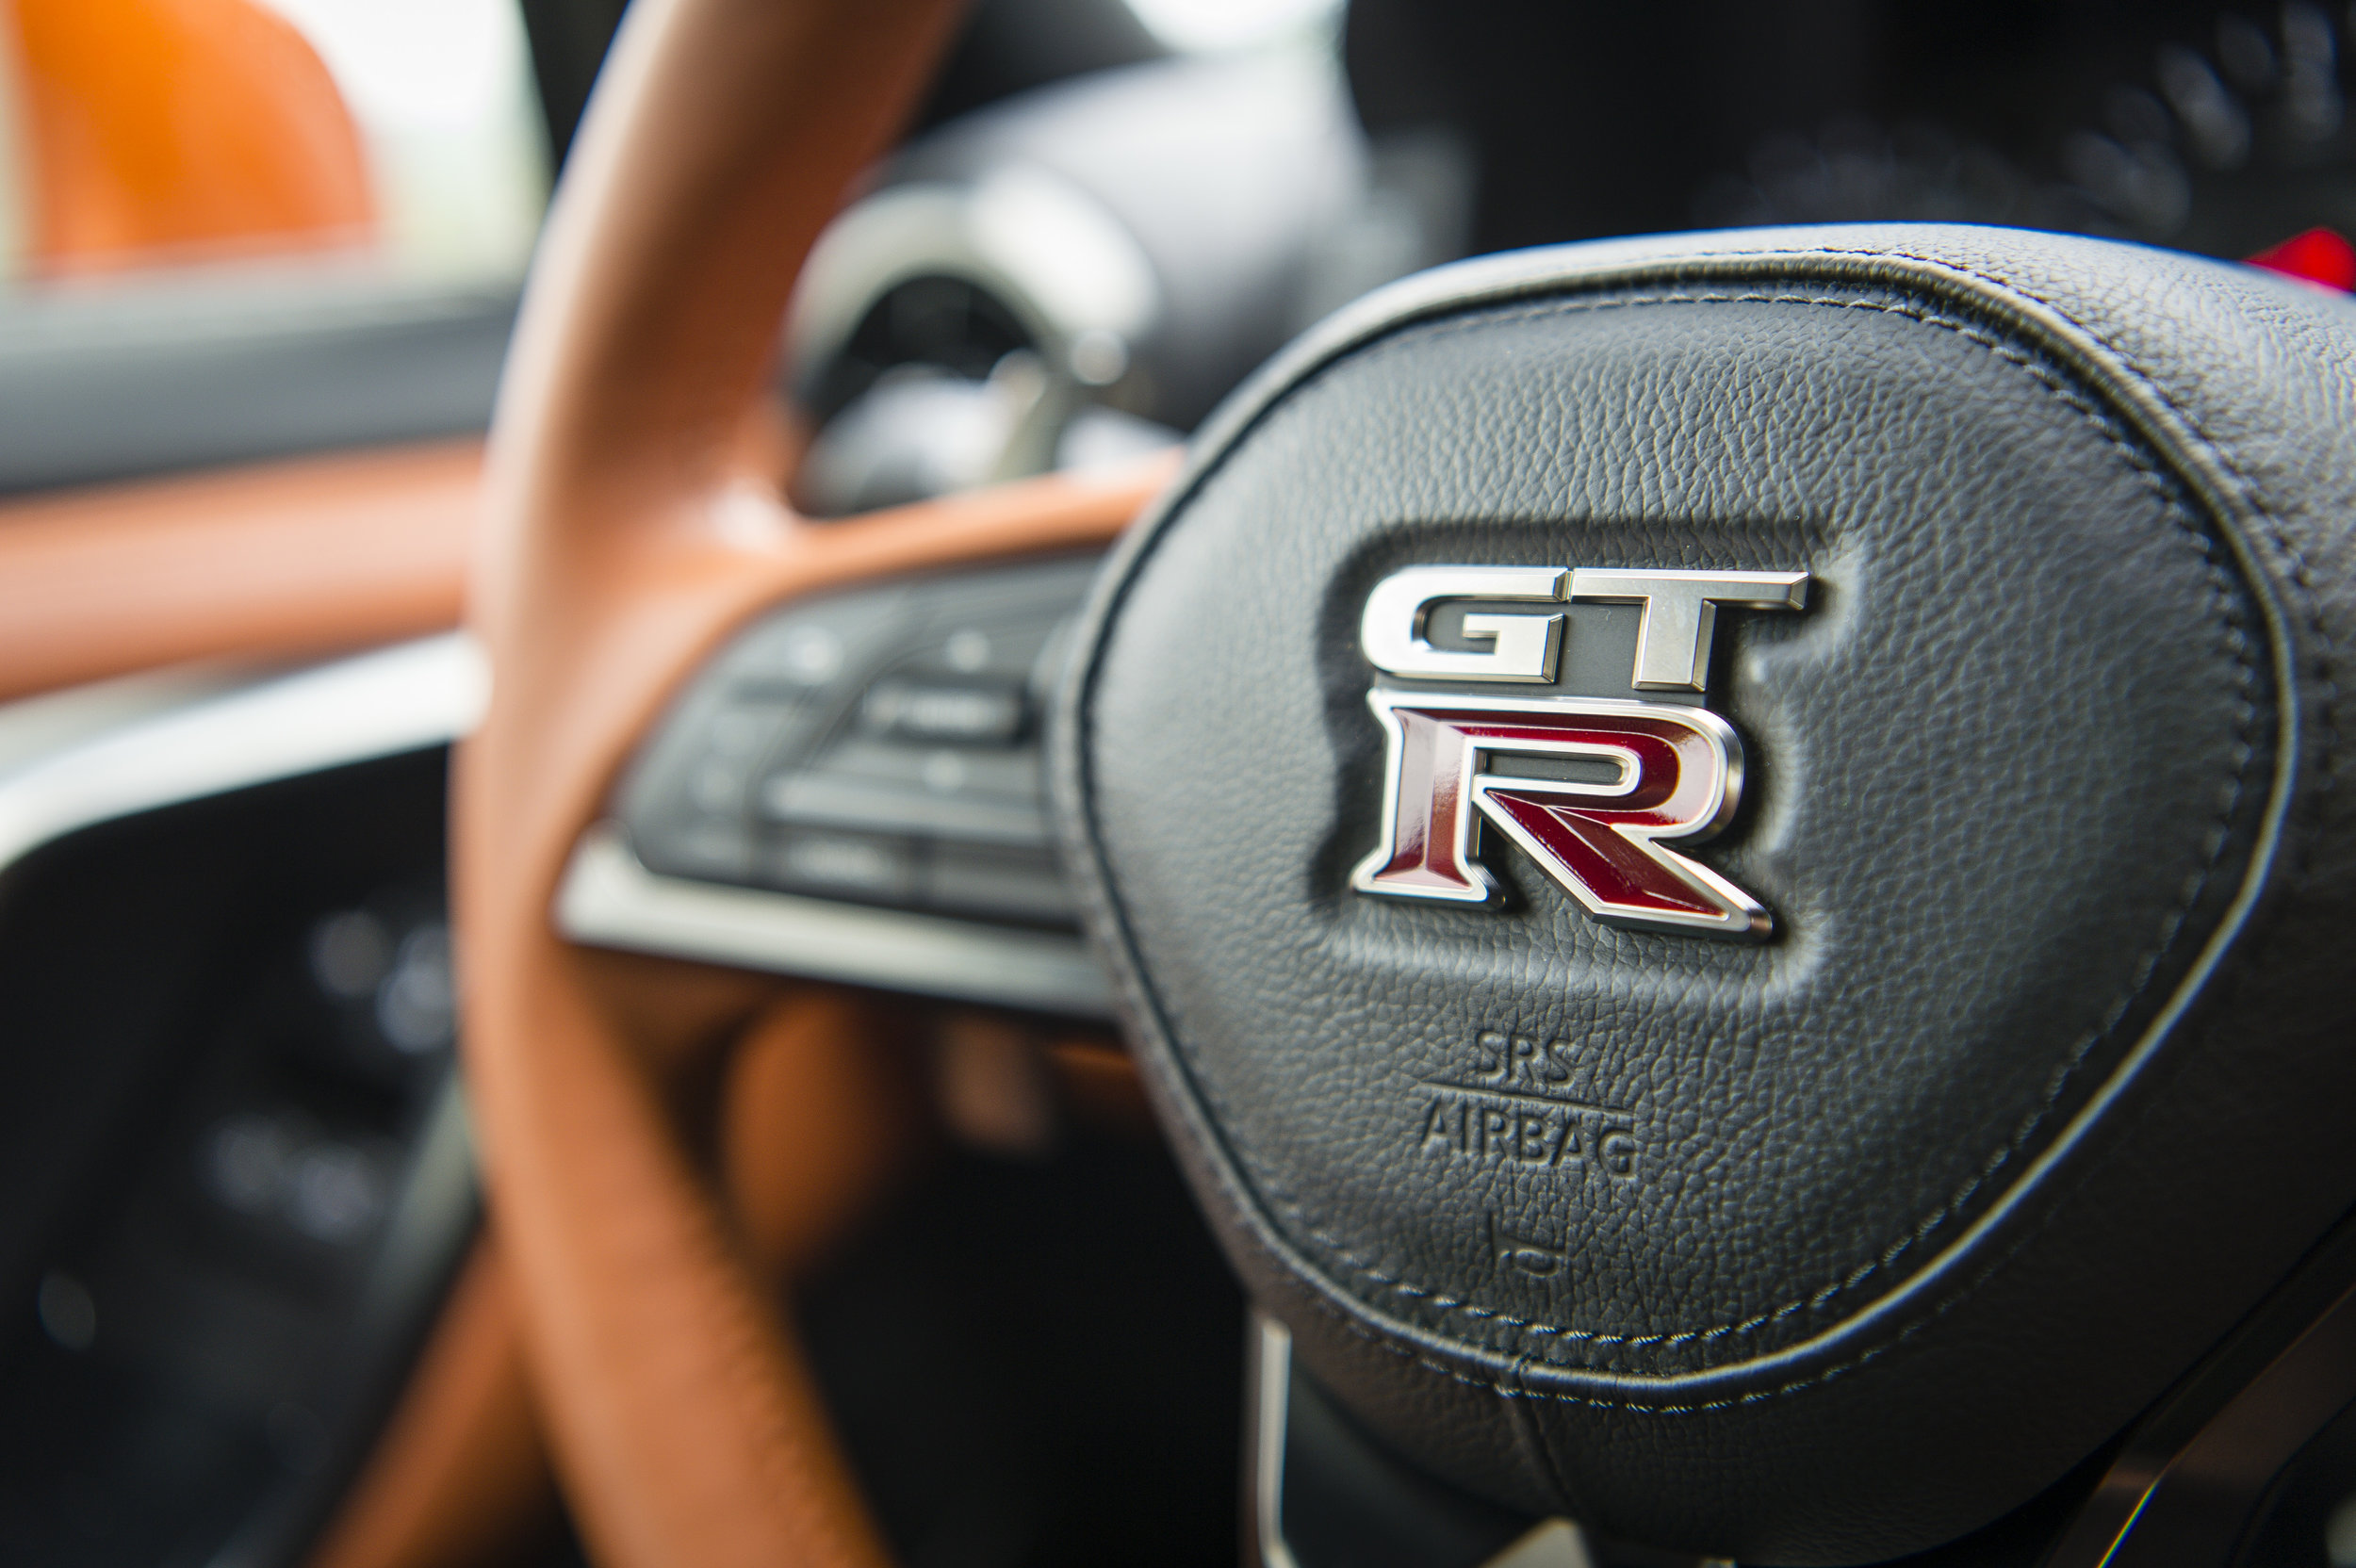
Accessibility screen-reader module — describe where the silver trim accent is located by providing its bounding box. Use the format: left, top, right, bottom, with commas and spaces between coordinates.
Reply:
1564, 568, 1809, 693
0, 634, 487, 875
1248, 1312, 1594, 1568
556, 823, 1115, 1017
1360, 565, 1568, 684
1484, 1523, 1597, 1568
2046, 1258, 2356, 1568
0, 637, 487, 1567
787, 169, 1160, 391
1354, 564, 1808, 693
1250, 1313, 1303, 1568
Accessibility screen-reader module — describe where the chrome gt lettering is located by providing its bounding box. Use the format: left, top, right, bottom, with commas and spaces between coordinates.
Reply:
1359, 565, 1568, 683
1565, 568, 1808, 692
1351, 561, 1808, 939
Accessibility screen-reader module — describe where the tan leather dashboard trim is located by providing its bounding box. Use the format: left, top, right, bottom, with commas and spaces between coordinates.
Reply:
0, 439, 478, 703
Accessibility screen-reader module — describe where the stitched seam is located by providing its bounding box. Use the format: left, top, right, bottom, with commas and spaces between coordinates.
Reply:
1248, 286, 2264, 1361
1836, 246, 2339, 884
1278, 1254, 1939, 1413
1277, 999, 2211, 1413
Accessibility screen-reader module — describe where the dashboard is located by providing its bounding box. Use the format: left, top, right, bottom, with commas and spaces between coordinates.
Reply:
3, 2, 2355, 1565
0, 644, 479, 1562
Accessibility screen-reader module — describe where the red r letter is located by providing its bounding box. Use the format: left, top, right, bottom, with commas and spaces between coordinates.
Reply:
1351, 693, 1768, 939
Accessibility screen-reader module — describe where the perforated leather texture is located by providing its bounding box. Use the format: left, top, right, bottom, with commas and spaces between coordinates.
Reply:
1053, 226, 2356, 1562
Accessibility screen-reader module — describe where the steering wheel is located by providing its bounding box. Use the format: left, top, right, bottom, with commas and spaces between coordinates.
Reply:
458, 0, 2356, 1562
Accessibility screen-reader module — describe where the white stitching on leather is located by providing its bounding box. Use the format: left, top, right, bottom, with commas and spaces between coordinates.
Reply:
1231, 286, 2266, 1377
1851, 245, 2340, 885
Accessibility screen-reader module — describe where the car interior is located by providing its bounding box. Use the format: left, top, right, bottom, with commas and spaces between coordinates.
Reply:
2, 2, 2354, 1566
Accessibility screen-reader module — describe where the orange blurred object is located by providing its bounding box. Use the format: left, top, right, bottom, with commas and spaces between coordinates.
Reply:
10, 0, 376, 274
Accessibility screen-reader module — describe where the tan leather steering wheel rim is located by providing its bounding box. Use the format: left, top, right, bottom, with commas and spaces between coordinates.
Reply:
453, 1, 1170, 1560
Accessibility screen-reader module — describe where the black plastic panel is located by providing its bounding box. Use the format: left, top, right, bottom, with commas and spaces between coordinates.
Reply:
619, 554, 1101, 932
0, 749, 471, 1566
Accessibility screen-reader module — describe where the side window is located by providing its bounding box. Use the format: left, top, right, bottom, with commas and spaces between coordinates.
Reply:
0, 0, 546, 286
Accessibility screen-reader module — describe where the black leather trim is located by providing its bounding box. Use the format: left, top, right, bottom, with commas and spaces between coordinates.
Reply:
1053, 226, 2356, 1560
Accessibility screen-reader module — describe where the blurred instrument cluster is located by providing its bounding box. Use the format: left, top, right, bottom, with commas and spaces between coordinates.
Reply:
787, 0, 2356, 520
785, 48, 1382, 516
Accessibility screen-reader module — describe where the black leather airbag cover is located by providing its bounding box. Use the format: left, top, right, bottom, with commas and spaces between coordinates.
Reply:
1053, 227, 2356, 1561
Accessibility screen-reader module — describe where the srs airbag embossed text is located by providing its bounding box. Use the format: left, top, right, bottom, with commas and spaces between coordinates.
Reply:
1415, 1029, 1638, 1181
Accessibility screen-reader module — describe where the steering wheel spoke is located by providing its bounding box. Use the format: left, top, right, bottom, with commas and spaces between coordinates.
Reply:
454, 0, 1180, 1560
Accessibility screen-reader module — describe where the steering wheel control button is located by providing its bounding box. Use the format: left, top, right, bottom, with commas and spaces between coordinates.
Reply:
760, 769, 1052, 848
925, 842, 1077, 925
1351, 565, 1806, 937
860, 674, 1029, 744
942, 627, 992, 671
1055, 230, 2356, 1560
723, 588, 911, 694
766, 830, 917, 900
607, 554, 1100, 954
647, 817, 755, 881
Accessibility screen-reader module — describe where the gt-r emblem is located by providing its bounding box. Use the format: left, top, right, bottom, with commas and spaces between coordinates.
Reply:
1350, 565, 1808, 939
